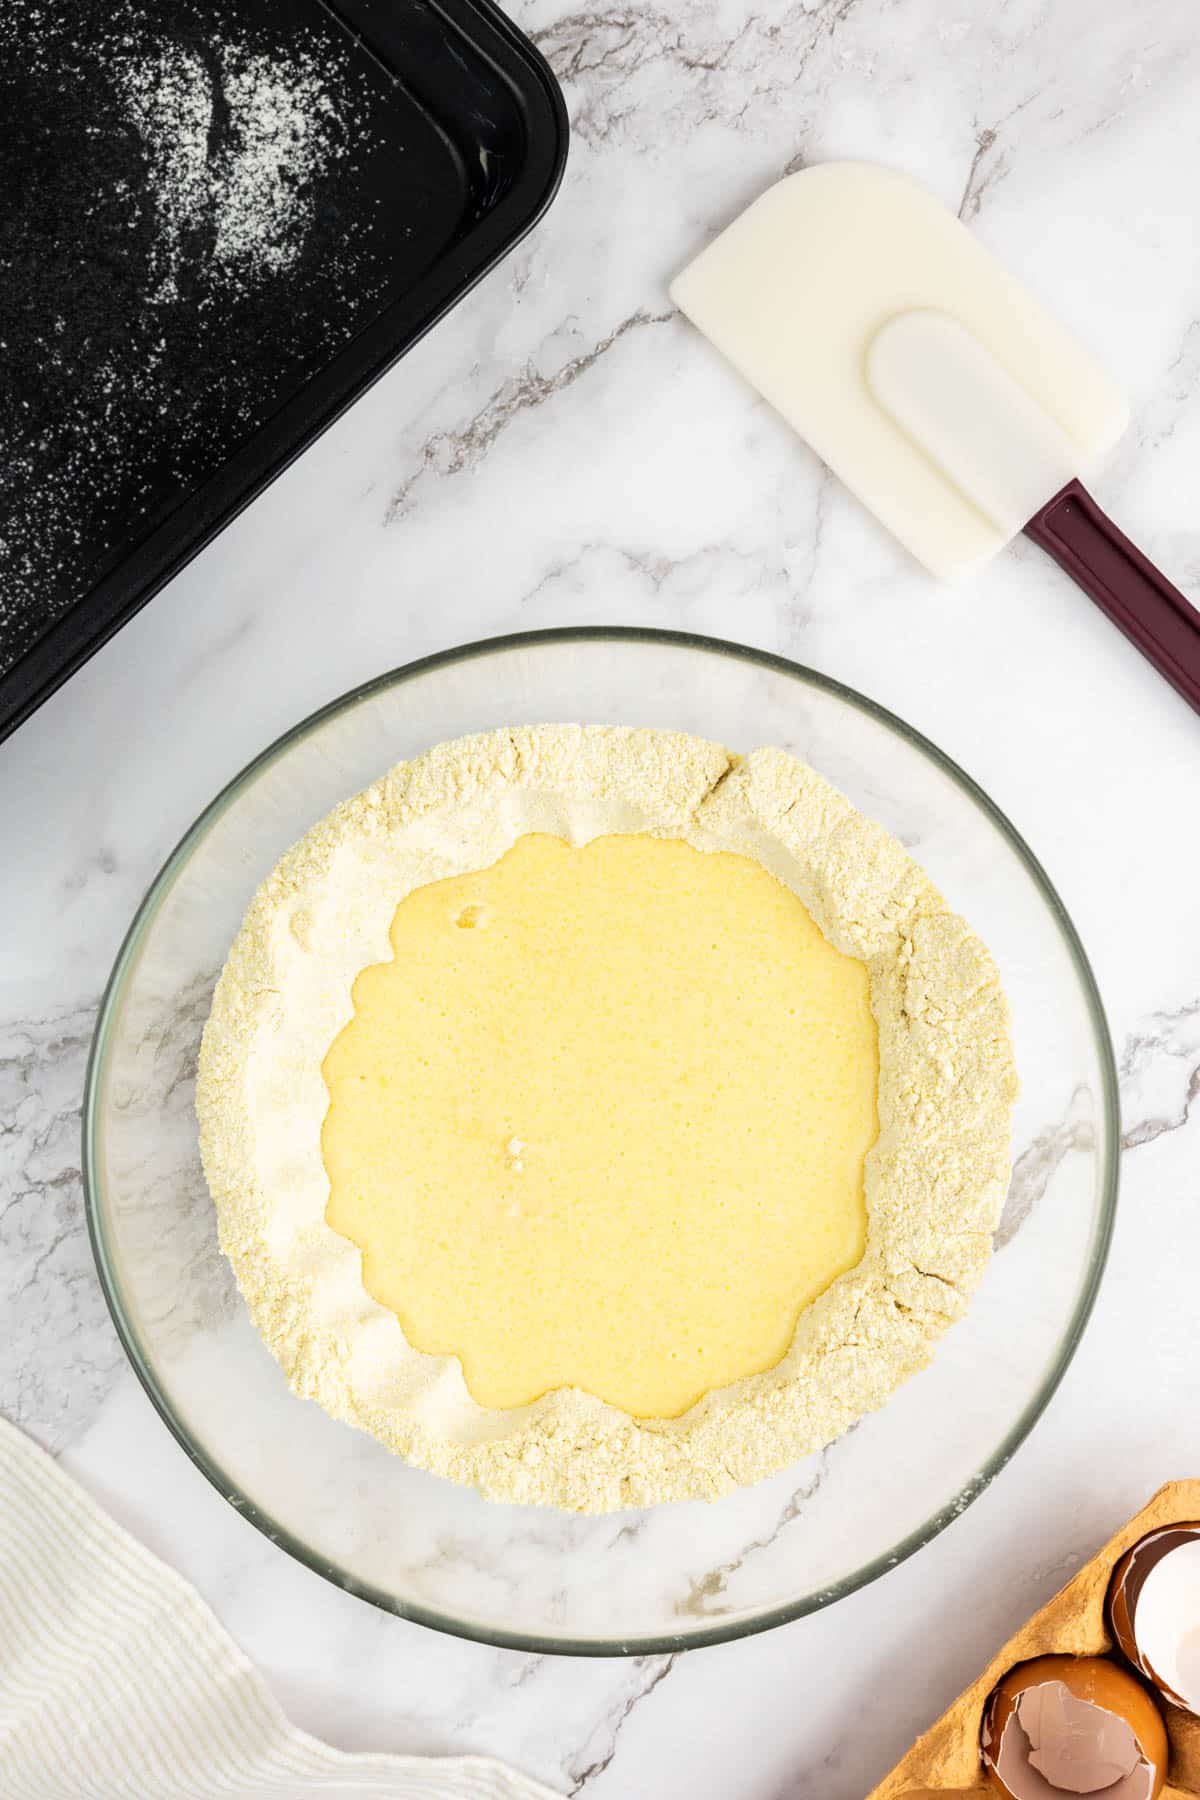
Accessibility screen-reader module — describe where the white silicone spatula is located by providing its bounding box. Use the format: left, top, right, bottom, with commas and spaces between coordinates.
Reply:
671, 161, 1200, 714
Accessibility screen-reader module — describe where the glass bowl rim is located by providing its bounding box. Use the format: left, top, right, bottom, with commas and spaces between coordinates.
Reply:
82, 624, 1120, 1656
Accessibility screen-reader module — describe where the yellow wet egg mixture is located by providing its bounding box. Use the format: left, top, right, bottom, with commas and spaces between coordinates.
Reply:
197, 725, 1016, 1512
322, 832, 878, 1420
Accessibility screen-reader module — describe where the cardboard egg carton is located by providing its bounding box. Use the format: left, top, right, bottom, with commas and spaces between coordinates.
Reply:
867, 1481, 1200, 1799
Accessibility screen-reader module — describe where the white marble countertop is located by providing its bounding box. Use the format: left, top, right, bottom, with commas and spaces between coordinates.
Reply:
4, 0, 1200, 1792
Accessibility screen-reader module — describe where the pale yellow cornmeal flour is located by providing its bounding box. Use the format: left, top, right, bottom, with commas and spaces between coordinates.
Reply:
197, 725, 1017, 1513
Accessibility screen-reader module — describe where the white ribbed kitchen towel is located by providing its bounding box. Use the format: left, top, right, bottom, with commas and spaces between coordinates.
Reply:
0, 1417, 561, 1800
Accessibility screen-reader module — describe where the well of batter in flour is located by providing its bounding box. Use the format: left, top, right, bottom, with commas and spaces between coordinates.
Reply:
196, 724, 1017, 1513
321, 831, 878, 1420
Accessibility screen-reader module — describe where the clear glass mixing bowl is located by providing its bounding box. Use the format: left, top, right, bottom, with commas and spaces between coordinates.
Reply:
84, 629, 1118, 1654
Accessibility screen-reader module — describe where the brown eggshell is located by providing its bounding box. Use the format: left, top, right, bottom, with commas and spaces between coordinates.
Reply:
981, 1655, 1168, 1800
1109, 1524, 1200, 1715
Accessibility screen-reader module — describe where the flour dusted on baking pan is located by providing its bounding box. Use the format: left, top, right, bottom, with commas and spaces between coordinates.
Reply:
0, 0, 390, 676
121, 39, 348, 298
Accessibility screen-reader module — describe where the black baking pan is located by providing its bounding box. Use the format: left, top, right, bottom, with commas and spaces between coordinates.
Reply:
0, 0, 566, 744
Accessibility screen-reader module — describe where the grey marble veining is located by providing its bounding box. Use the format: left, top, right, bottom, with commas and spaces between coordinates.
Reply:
0, 1005, 123, 1451
3, 0, 1200, 1791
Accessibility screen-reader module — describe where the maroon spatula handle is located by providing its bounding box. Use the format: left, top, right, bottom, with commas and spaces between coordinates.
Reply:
1025, 478, 1200, 716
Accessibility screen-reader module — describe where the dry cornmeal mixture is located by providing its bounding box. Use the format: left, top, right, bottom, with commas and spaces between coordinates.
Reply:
196, 725, 1017, 1512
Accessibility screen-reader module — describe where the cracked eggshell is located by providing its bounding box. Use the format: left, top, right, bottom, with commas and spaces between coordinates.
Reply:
1109, 1522, 1200, 1717
981, 1654, 1168, 1800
